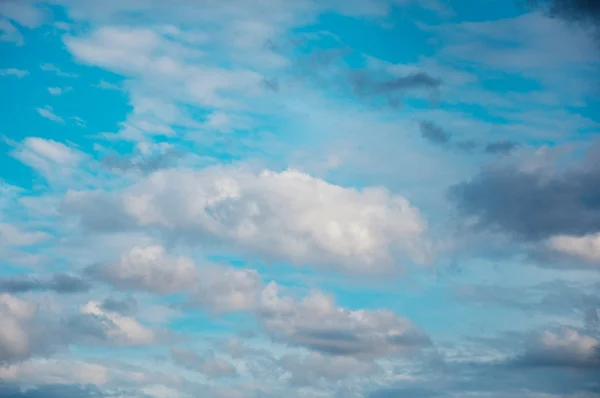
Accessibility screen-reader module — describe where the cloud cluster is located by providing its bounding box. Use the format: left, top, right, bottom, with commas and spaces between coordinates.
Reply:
64, 166, 431, 273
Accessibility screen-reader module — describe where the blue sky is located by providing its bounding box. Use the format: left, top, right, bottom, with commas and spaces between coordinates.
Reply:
1, 1, 600, 397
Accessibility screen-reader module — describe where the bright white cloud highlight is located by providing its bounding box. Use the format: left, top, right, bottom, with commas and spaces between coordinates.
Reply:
64, 167, 431, 273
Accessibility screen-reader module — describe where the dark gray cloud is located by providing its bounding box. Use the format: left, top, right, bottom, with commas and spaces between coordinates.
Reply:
417, 120, 519, 155
350, 71, 442, 99
0, 273, 90, 294
535, 0, 600, 26
484, 140, 520, 155
419, 121, 452, 145
0, 383, 104, 398
449, 149, 600, 240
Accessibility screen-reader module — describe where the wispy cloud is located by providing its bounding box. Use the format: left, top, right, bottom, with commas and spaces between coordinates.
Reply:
40, 63, 78, 78
36, 105, 65, 123
0, 68, 28, 78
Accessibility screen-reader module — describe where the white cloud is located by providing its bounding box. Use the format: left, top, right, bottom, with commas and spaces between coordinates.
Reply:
188, 266, 261, 313
40, 63, 78, 77
547, 233, 600, 265
0, 1, 48, 28
0, 68, 28, 77
258, 281, 430, 359
89, 245, 198, 294
48, 86, 72, 95
63, 166, 431, 273
81, 300, 155, 346
36, 105, 65, 123
12, 137, 83, 179
0, 223, 50, 247
94, 79, 121, 90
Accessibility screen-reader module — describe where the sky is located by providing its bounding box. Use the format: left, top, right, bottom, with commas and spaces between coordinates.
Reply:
1, 0, 600, 397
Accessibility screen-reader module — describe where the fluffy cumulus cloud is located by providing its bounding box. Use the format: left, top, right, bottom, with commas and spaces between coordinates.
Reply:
87, 245, 197, 294
64, 166, 431, 273
258, 281, 430, 359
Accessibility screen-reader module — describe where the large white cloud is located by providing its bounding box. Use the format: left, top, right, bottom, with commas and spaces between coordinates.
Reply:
257, 281, 430, 359
64, 166, 431, 273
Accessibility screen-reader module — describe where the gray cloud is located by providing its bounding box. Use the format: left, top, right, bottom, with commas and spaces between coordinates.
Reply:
171, 348, 238, 378
0, 273, 90, 294
449, 146, 600, 240
100, 296, 138, 315
419, 121, 452, 145
101, 149, 182, 174
534, 0, 600, 27
350, 71, 442, 100
484, 140, 520, 155
0, 383, 104, 398
258, 282, 430, 359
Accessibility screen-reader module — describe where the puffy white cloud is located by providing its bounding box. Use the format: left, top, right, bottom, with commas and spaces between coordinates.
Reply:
258, 282, 430, 359
547, 233, 600, 265
64, 166, 431, 273
88, 245, 198, 294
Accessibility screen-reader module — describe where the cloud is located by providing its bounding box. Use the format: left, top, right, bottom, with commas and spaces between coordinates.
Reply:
0, 18, 23, 45
0, 294, 37, 364
62, 166, 431, 273
101, 148, 183, 174
280, 352, 381, 387
419, 120, 451, 145
48, 87, 72, 95
11, 137, 84, 181
93, 79, 120, 90
484, 141, 520, 155
532, 0, 600, 32
0, 383, 105, 398
0, 68, 28, 77
349, 70, 442, 106
257, 281, 430, 359
86, 245, 197, 294
77, 300, 155, 346
0, 223, 50, 247
40, 63, 78, 77
515, 327, 600, 368
0, 273, 90, 294
449, 144, 600, 241
547, 232, 600, 264
36, 106, 65, 123
171, 349, 237, 377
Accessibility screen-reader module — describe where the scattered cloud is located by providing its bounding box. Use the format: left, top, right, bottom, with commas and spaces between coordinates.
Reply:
48, 86, 72, 95
171, 349, 237, 377
40, 63, 78, 78
36, 106, 65, 124
0, 273, 90, 294
0, 68, 28, 78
